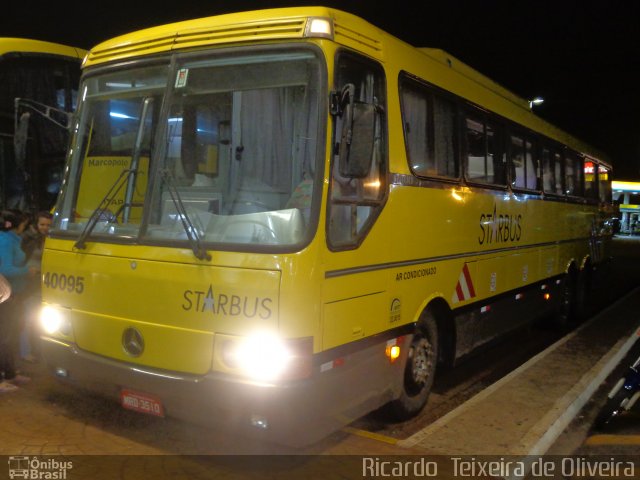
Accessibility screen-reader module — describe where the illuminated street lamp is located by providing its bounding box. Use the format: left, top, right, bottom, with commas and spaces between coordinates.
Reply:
528, 97, 544, 109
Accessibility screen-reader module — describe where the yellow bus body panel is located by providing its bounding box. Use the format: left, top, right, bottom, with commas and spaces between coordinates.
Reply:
43, 241, 281, 373
322, 181, 596, 349
0, 37, 86, 59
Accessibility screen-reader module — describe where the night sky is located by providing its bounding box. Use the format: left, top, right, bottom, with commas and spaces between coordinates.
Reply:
5, 0, 639, 179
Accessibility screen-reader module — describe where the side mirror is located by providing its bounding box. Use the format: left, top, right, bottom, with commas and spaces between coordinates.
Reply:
337, 85, 377, 178
13, 111, 30, 169
13, 97, 73, 169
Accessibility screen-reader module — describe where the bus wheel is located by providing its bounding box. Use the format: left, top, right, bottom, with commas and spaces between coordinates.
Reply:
554, 271, 576, 330
575, 266, 592, 322
386, 315, 438, 421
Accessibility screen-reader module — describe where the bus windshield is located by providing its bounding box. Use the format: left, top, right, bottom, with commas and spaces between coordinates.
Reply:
54, 47, 324, 251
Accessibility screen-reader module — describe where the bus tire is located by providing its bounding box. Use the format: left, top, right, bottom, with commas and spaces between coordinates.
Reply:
386, 313, 438, 421
554, 271, 577, 330
575, 265, 592, 322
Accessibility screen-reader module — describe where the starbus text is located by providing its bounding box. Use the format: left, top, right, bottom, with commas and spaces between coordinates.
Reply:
478, 206, 522, 245
182, 286, 273, 319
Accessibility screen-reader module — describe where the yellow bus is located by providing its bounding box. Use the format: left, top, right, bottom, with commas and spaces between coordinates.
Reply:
0, 38, 86, 211
39, 7, 613, 446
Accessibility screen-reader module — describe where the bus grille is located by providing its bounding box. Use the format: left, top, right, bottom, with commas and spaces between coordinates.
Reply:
173, 18, 307, 48
334, 21, 383, 57
87, 18, 307, 64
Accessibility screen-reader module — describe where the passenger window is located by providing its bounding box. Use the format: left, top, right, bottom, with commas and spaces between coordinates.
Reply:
510, 134, 525, 188
574, 153, 584, 197
400, 76, 458, 178
524, 139, 539, 189
465, 114, 506, 186
553, 152, 563, 194
402, 84, 429, 175
598, 165, 612, 203
565, 151, 576, 195
432, 96, 458, 177
542, 147, 554, 192
486, 122, 503, 183
584, 160, 597, 199
543, 147, 564, 195
466, 117, 485, 182
564, 150, 584, 196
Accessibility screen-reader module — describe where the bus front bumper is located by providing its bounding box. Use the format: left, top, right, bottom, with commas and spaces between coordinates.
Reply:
40, 335, 403, 447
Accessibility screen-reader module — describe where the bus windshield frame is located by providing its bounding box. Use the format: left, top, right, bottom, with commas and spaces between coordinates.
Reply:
52, 44, 327, 254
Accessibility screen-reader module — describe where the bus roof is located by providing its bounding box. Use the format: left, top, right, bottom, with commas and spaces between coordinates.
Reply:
0, 37, 86, 60
82, 6, 610, 166
84, 6, 345, 67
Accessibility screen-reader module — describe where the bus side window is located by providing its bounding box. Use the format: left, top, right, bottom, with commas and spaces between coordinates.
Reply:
598, 165, 612, 203
525, 138, 540, 190
465, 113, 506, 186
433, 95, 458, 177
542, 147, 554, 192
510, 134, 525, 189
399, 75, 458, 179
564, 150, 583, 196
571, 152, 584, 197
329, 52, 387, 248
553, 151, 564, 195
401, 81, 431, 176
542, 145, 564, 195
584, 160, 597, 199
487, 121, 506, 185
564, 150, 576, 195
465, 116, 486, 182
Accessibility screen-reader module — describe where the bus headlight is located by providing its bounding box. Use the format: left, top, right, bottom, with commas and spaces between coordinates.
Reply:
231, 332, 293, 382
40, 305, 71, 336
216, 334, 313, 382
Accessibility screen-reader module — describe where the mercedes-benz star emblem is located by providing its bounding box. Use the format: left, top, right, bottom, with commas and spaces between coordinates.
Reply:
122, 327, 145, 357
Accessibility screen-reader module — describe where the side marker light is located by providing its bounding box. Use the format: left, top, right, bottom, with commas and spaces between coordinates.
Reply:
385, 337, 402, 363
386, 345, 401, 362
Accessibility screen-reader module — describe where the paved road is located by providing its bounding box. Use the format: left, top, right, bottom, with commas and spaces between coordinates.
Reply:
546, 235, 640, 459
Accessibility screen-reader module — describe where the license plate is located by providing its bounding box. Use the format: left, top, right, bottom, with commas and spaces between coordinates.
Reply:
120, 389, 165, 417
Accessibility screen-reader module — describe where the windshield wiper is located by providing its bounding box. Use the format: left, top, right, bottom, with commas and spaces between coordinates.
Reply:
75, 97, 155, 250
159, 168, 211, 261
74, 168, 134, 250
123, 97, 154, 223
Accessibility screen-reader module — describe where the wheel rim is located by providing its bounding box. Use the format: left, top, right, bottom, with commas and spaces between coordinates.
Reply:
407, 336, 434, 393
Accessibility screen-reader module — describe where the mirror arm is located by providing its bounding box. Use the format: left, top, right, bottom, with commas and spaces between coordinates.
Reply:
14, 97, 72, 131
341, 84, 355, 112
330, 84, 356, 117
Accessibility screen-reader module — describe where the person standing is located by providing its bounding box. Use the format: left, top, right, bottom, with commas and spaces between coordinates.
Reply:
0, 209, 35, 392
20, 210, 52, 361
21, 210, 52, 263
